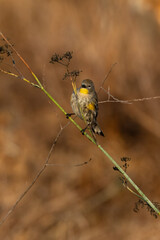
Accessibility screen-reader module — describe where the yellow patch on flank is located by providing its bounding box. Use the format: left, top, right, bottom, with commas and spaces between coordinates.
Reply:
87, 103, 95, 111
79, 88, 89, 94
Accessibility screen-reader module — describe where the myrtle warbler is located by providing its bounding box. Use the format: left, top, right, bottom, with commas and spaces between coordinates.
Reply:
69, 79, 104, 136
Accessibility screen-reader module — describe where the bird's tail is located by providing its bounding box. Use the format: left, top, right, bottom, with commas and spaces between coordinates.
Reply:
92, 122, 104, 136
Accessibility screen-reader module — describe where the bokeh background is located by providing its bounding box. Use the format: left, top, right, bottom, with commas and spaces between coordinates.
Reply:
0, 0, 160, 239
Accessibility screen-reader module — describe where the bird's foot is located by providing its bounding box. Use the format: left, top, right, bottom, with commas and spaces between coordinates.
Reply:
81, 128, 86, 135
66, 113, 75, 119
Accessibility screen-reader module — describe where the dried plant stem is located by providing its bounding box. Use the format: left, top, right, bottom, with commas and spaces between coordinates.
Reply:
0, 125, 66, 226
99, 96, 160, 104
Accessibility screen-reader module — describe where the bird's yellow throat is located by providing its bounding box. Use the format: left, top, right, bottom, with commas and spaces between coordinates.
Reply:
79, 88, 89, 94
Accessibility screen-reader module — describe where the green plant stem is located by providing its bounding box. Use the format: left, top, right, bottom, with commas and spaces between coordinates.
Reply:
39, 86, 160, 214
98, 145, 159, 214
30, 70, 160, 215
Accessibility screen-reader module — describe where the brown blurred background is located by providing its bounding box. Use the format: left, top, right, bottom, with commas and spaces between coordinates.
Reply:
0, 0, 160, 239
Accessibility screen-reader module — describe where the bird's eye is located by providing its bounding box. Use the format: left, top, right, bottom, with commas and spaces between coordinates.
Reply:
82, 84, 86, 88
88, 85, 91, 88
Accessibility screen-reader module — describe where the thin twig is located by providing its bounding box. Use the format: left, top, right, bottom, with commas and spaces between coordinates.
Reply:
98, 62, 117, 94
0, 68, 40, 88
99, 95, 160, 104
0, 124, 68, 226
46, 158, 92, 167
8, 49, 25, 80
0, 32, 43, 88
99, 86, 131, 104
99, 86, 160, 104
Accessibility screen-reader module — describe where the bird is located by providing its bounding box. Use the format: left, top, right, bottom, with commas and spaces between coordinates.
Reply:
67, 79, 104, 136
